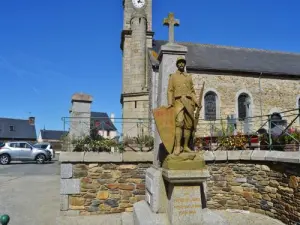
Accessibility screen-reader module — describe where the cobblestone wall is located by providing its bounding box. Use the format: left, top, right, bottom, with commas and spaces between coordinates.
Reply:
60, 151, 300, 224
206, 162, 300, 224
61, 162, 151, 216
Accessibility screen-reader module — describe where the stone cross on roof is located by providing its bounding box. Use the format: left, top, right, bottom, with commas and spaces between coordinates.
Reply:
163, 12, 180, 44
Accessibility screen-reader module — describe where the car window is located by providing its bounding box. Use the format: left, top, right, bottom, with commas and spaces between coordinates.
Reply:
9, 143, 19, 148
24, 143, 31, 148
0, 142, 5, 147
19, 143, 27, 148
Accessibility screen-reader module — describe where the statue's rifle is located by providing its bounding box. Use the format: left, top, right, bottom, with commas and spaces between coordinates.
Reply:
193, 82, 205, 145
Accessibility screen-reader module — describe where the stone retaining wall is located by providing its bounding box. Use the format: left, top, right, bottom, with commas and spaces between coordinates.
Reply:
59, 150, 300, 224
206, 162, 300, 224
59, 152, 152, 216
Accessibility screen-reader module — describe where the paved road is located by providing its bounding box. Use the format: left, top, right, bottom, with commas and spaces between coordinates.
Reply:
0, 159, 60, 225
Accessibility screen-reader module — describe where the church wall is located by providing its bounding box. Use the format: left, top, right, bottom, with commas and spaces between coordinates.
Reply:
191, 72, 300, 137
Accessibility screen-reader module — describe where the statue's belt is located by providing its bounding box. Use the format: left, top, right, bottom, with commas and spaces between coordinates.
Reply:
175, 95, 192, 100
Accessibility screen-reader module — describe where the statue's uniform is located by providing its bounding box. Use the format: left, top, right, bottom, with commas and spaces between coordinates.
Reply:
167, 71, 197, 129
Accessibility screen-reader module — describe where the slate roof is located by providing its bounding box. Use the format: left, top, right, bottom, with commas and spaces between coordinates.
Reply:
90, 112, 117, 131
151, 40, 300, 76
40, 130, 68, 140
0, 118, 37, 140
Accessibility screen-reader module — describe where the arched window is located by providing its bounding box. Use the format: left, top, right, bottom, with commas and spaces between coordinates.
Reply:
204, 91, 217, 121
238, 93, 251, 121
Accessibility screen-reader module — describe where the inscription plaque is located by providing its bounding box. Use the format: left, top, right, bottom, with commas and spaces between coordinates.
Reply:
168, 185, 203, 225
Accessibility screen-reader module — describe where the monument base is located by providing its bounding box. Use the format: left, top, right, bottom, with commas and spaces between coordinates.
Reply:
133, 200, 229, 225
163, 168, 210, 225
162, 153, 206, 170
133, 201, 285, 225
135, 166, 285, 225
136, 166, 212, 225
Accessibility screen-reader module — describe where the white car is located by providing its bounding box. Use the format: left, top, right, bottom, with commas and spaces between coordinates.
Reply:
33, 143, 55, 159
0, 141, 51, 165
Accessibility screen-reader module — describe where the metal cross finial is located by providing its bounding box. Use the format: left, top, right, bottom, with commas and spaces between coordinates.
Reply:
163, 12, 180, 43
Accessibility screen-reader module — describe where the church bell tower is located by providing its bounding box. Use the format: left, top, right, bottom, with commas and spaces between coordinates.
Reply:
120, 0, 153, 138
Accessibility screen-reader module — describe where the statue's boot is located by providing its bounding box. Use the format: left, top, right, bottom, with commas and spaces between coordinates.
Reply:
173, 127, 182, 156
183, 129, 193, 153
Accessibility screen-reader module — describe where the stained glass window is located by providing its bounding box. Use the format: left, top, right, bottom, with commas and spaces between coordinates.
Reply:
204, 91, 217, 121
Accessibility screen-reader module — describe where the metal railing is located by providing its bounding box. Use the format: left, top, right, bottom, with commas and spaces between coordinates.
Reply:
60, 108, 300, 152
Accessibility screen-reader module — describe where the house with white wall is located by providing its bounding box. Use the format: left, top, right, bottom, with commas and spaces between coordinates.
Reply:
90, 112, 117, 139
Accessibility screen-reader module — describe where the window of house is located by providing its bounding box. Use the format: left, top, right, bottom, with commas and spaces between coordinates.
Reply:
9, 126, 15, 132
94, 120, 100, 127
107, 130, 110, 137
204, 91, 217, 121
238, 93, 251, 121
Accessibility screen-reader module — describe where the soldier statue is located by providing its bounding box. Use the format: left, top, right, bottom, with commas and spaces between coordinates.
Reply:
167, 57, 199, 156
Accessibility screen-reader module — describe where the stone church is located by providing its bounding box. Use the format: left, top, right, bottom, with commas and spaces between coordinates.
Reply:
120, 0, 300, 138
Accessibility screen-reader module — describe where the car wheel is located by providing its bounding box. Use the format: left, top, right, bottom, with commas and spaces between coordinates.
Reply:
36, 154, 46, 164
0, 154, 11, 165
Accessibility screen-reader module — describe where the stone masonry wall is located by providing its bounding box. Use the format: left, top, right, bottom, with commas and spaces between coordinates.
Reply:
60, 152, 152, 216
71, 163, 150, 215
60, 151, 300, 224
206, 162, 300, 224
191, 72, 300, 136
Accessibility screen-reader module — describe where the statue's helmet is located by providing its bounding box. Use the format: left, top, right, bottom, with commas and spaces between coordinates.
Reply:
176, 56, 186, 65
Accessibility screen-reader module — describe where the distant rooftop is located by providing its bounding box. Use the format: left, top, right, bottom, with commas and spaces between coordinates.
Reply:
0, 117, 36, 140
151, 40, 300, 76
91, 112, 117, 131
40, 130, 68, 140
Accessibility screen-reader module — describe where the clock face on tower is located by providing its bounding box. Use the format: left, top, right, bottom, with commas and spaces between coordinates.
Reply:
132, 0, 146, 9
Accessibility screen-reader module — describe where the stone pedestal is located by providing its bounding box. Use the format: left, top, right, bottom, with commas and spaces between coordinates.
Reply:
163, 169, 210, 225
145, 167, 167, 213
134, 166, 211, 225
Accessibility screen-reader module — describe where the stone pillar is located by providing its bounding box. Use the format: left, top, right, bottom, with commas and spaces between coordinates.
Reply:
68, 93, 93, 151
153, 43, 188, 167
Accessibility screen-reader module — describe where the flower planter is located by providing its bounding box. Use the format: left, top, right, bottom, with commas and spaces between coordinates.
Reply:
284, 143, 300, 152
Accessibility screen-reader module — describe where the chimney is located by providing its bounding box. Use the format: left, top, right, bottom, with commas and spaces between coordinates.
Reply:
29, 117, 35, 125
110, 113, 115, 124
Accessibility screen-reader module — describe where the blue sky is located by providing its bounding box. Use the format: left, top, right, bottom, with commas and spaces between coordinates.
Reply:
0, 0, 299, 135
